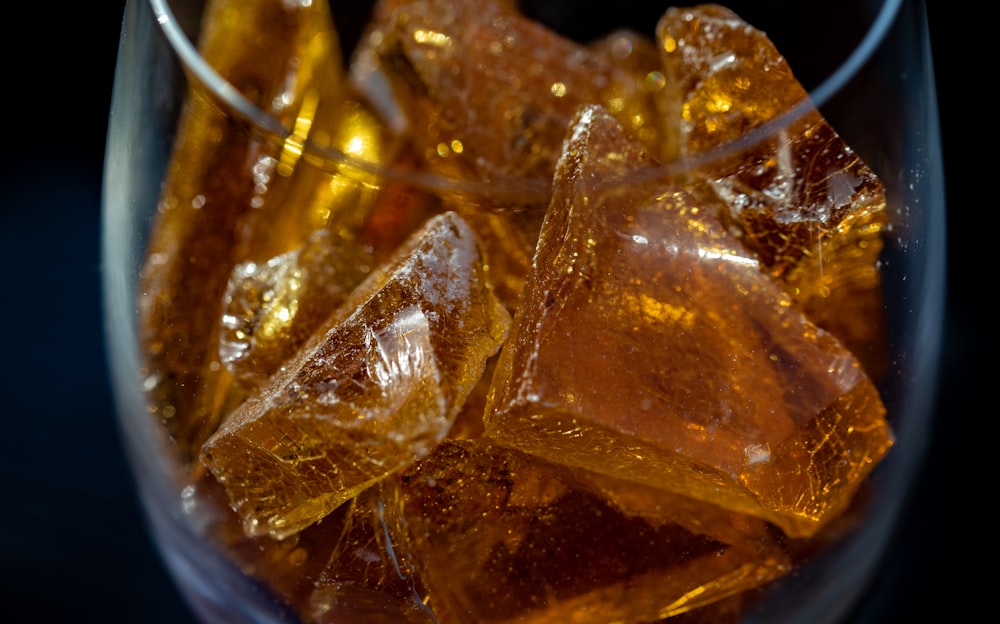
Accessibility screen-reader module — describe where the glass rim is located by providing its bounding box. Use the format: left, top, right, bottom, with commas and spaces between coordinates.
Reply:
147, 0, 904, 200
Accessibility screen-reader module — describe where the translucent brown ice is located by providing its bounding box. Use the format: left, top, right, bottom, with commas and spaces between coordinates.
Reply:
201, 212, 511, 539
352, 0, 662, 197
444, 205, 539, 313
393, 439, 789, 623
174, 471, 435, 624
484, 105, 893, 539
137, 0, 371, 462
305, 485, 436, 624
588, 28, 675, 161
219, 229, 376, 389
656, 4, 889, 378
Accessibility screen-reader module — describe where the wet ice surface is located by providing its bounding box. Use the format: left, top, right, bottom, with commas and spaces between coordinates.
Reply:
202, 212, 510, 540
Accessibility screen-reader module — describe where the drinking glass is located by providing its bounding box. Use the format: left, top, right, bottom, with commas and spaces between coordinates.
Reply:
102, 0, 946, 622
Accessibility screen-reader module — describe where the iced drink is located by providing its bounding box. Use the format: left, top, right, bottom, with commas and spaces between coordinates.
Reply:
137, 1, 893, 621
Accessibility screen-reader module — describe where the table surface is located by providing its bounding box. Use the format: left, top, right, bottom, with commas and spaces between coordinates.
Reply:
0, 2, 973, 621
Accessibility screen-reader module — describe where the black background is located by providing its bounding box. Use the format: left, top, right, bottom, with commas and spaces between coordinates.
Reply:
0, 1, 974, 622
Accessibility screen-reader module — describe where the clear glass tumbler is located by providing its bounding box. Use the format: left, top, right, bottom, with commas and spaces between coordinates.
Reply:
102, 0, 946, 622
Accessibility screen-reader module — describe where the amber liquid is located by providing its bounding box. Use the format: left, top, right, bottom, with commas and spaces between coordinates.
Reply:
137, 1, 894, 622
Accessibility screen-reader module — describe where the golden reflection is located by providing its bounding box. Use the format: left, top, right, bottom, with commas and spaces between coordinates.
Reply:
278, 89, 320, 177
413, 29, 452, 47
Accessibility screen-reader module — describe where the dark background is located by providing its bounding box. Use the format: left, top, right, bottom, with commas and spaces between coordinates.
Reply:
0, 1, 973, 622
